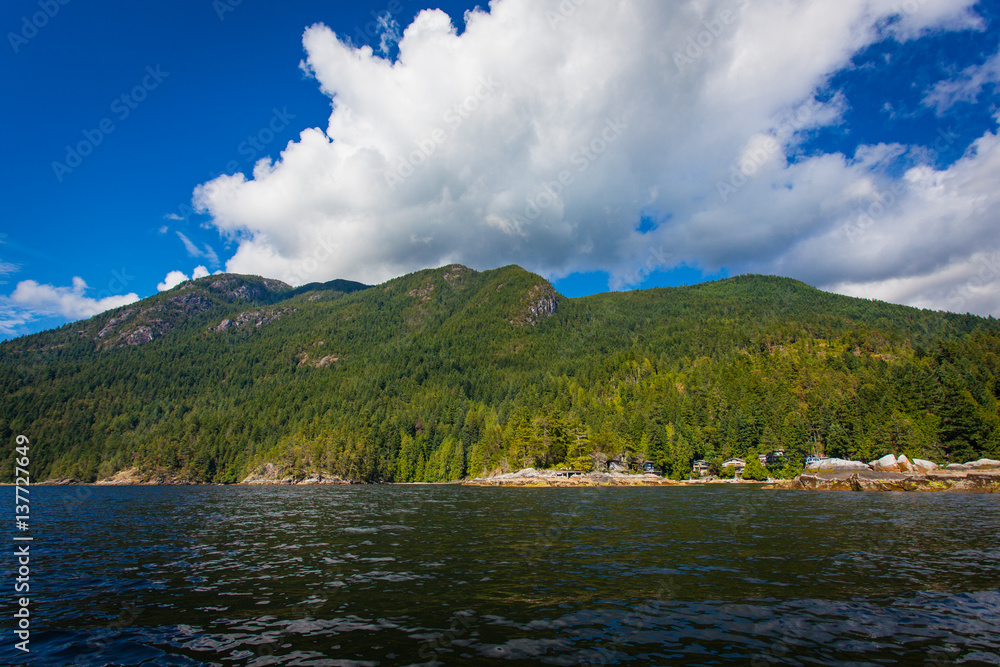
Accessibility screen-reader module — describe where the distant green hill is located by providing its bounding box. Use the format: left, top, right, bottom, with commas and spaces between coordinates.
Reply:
1, 265, 997, 483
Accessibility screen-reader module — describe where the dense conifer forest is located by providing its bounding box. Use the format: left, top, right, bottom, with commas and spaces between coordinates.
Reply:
1, 264, 998, 483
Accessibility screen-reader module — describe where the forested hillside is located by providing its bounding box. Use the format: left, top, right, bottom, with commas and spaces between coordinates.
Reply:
1, 264, 998, 483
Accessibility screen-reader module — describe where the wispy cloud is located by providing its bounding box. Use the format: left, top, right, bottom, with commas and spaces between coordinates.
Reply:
924, 51, 1000, 115
176, 231, 221, 267
176, 231, 200, 256
376, 12, 401, 55
202, 245, 220, 267
0, 258, 19, 288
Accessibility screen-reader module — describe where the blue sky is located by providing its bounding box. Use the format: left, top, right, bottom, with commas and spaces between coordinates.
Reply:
2, 0, 999, 338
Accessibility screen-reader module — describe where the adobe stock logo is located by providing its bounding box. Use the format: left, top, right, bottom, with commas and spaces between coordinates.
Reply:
673, 0, 749, 72
7, 0, 70, 54
206, 107, 297, 179
498, 117, 628, 233
383, 76, 501, 191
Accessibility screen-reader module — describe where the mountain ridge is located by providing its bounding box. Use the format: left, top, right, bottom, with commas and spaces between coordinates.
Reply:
2, 264, 997, 484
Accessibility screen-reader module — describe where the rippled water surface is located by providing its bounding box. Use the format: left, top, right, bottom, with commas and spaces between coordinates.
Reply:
4, 485, 1000, 665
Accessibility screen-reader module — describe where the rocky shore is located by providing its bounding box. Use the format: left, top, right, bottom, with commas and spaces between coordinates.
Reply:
464, 467, 684, 487
239, 463, 353, 485
769, 456, 1000, 493
40, 463, 356, 485
36, 456, 1000, 491
40, 468, 205, 485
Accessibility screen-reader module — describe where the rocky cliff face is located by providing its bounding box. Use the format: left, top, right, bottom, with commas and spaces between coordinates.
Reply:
95, 305, 176, 348
204, 276, 289, 301
89, 275, 292, 348
212, 307, 296, 332
515, 283, 559, 326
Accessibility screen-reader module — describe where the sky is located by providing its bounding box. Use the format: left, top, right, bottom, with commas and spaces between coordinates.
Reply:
2, 0, 999, 339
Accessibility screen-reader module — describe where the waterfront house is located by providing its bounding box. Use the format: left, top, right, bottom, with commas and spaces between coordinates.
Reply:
692, 460, 710, 476
607, 459, 627, 473
760, 450, 786, 466
722, 458, 746, 474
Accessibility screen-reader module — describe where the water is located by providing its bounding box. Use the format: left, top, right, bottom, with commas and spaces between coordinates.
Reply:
4, 485, 1000, 665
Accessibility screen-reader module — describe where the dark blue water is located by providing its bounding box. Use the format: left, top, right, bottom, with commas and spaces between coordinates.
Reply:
3, 485, 999, 665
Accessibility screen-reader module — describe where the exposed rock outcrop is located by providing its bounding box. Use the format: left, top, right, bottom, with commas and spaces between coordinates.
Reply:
168, 292, 213, 314
120, 320, 173, 346
94, 467, 205, 485
805, 458, 870, 472
240, 462, 349, 485
95, 307, 174, 348
870, 454, 900, 472
511, 284, 559, 326
213, 308, 295, 332
91, 276, 291, 349
408, 283, 435, 302
464, 467, 679, 487
207, 277, 289, 301
771, 459, 1000, 493
297, 353, 340, 368
443, 265, 472, 284
96, 309, 135, 338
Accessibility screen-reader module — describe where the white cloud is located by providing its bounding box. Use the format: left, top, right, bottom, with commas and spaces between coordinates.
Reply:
201, 245, 220, 267
176, 231, 200, 256
0, 260, 18, 276
176, 231, 221, 267
192, 0, 998, 315
924, 51, 1000, 115
155, 266, 214, 293
830, 250, 1000, 315
157, 270, 190, 292
0, 312, 29, 336
375, 11, 401, 55
6, 277, 139, 322
164, 213, 184, 221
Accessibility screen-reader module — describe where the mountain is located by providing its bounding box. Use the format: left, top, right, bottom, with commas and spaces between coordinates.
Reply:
1, 265, 998, 483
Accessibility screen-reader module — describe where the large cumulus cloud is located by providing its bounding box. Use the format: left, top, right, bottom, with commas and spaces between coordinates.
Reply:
193, 0, 999, 315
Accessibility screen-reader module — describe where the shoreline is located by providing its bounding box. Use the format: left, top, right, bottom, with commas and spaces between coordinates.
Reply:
766, 456, 1000, 493
767, 466, 1000, 493
21, 458, 1000, 492
24, 475, 757, 488
461, 469, 740, 487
